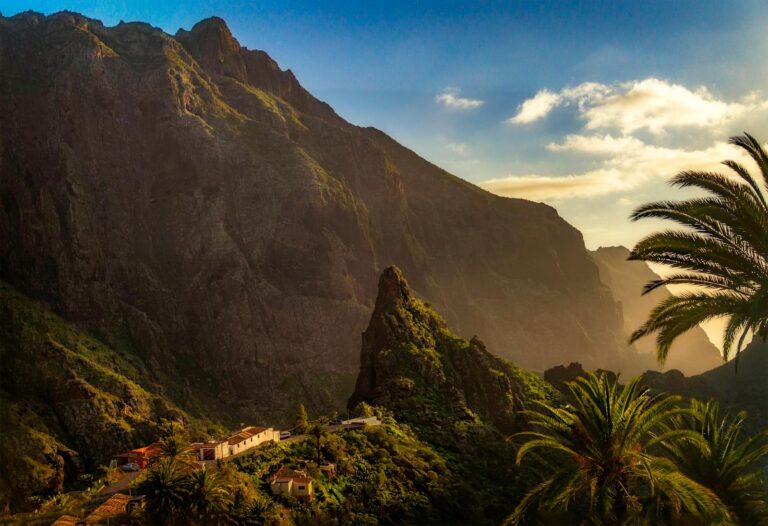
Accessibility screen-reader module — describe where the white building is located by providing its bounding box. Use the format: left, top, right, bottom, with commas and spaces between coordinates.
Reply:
191, 440, 230, 461
227, 426, 278, 456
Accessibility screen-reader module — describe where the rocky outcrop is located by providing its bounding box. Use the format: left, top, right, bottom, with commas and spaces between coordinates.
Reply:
348, 266, 556, 434
346, 266, 560, 523
0, 11, 631, 420
543, 362, 618, 393
591, 246, 723, 375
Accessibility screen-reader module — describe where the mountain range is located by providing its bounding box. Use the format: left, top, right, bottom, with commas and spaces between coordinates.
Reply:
0, 11, 646, 420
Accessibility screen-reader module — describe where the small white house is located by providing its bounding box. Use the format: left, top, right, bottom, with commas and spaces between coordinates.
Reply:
191, 440, 230, 461
227, 426, 278, 456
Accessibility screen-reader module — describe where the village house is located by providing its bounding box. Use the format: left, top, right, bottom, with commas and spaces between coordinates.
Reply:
190, 439, 230, 461
227, 426, 278, 456
114, 442, 163, 469
269, 466, 314, 502
319, 462, 336, 478
341, 416, 381, 427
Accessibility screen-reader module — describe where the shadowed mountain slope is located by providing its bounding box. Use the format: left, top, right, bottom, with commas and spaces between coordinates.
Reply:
0, 11, 633, 419
591, 246, 723, 375
0, 280, 190, 511
639, 340, 768, 433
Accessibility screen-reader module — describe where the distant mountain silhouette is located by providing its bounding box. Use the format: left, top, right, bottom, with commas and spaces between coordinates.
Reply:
592, 246, 723, 375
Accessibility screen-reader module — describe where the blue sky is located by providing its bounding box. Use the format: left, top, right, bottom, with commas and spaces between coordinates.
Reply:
5, 0, 768, 252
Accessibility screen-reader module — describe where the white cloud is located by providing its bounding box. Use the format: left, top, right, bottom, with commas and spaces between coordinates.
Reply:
481, 135, 746, 201
435, 87, 484, 110
584, 79, 749, 134
507, 78, 765, 134
507, 89, 561, 124
546, 134, 644, 154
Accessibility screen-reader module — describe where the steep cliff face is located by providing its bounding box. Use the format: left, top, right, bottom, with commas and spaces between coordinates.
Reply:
0, 11, 630, 418
591, 246, 723, 375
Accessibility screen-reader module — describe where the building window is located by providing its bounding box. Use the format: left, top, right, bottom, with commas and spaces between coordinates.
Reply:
298, 485, 305, 490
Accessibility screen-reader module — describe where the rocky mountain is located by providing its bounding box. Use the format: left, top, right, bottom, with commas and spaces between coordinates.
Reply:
348, 266, 558, 522
348, 266, 557, 434
0, 11, 632, 421
591, 246, 723, 375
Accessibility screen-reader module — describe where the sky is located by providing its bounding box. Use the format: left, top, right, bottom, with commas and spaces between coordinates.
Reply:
5, 0, 768, 348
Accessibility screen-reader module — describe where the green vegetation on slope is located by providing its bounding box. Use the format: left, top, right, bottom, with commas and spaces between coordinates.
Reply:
233, 413, 457, 525
347, 267, 561, 523
0, 281, 196, 511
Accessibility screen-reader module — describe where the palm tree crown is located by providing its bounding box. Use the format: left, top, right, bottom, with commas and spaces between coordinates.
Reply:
629, 133, 768, 363
136, 457, 191, 522
507, 373, 727, 525
662, 399, 768, 524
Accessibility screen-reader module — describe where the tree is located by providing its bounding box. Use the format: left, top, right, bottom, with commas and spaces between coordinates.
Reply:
507, 373, 728, 525
628, 133, 768, 364
662, 399, 768, 525
158, 419, 193, 461
187, 469, 231, 525
307, 419, 328, 463
296, 404, 309, 434
136, 457, 192, 523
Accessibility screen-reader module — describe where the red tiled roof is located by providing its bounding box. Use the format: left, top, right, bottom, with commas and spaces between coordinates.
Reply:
86, 493, 131, 524
270, 466, 313, 484
191, 440, 227, 450
227, 426, 269, 445
51, 515, 79, 526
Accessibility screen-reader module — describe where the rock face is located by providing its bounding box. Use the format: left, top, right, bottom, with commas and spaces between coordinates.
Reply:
0, 11, 630, 418
591, 246, 723, 375
348, 266, 556, 434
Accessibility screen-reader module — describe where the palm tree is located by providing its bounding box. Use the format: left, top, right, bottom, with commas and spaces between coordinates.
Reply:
507, 373, 728, 525
662, 399, 768, 525
628, 133, 768, 363
158, 419, 194, 462
187, 469, 231, 525
136, 457, 192, 523
307, 420, 328, 463
159, 432, 194, 461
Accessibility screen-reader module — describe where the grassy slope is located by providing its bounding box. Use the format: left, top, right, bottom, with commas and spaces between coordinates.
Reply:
0, 281, 205, 510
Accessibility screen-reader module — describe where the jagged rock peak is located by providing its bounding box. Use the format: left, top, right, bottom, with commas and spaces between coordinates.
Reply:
181, 16, 233, 36
176, 16, 247, 81
594, 245, 631, 256
374, 266, 413, 311
349, 266, 557, 434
